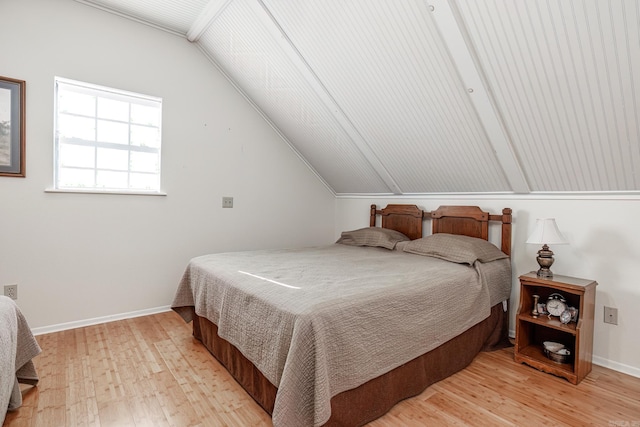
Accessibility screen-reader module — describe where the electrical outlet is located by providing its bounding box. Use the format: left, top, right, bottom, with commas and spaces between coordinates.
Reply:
4, 284, 17, 300
222, 196, 233, 208
604, 306, 618, 325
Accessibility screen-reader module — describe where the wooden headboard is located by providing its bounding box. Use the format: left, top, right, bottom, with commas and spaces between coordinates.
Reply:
370, 204, 513, 256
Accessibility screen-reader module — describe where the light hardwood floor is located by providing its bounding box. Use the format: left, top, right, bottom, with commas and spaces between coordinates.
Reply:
4, 311, 640, 426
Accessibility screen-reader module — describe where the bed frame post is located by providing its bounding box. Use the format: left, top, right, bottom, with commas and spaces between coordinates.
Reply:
370, 204, 378, 227
500, 208, 512, 256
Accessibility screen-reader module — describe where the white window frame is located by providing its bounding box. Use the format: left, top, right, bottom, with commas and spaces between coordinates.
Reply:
52, 77, 164, 195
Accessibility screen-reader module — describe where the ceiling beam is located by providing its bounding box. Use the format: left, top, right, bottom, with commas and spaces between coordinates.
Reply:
252, 0, 402, 194
428, 0, 530, 193
187, 0, 233, 42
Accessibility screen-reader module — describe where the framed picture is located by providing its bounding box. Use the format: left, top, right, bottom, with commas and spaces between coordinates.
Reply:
0, 76, 26, 177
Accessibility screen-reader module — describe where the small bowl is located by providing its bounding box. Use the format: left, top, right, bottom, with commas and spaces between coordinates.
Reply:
544, 347, 571, 364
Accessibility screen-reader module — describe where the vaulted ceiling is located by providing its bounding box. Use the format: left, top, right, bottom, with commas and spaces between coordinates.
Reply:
76, 0, 640, 195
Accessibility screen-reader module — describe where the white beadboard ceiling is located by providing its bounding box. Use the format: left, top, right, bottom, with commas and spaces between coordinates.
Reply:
77, 0, 640, 195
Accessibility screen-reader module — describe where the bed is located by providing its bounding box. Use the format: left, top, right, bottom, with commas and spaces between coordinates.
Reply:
172, 204, 513, 426
0, 296, 41, 425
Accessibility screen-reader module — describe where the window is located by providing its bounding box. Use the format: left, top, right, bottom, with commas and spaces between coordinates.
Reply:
54, 77, 162, 193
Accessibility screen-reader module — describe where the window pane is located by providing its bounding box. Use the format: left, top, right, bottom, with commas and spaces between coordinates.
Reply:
58, 114, 95, 140
58, 91, 95, 116
98, 97, 129, 121
96, 170, 128, 188
131, 104, 160, 126
130, 151, 158, 173
130, 173, 158, 190
97, 147, 129, 171
131, 125, 160, 148
59, 143, 95, 168
97, 120, 129, 145
55, 77, 162, 193
58, 167, 95, 188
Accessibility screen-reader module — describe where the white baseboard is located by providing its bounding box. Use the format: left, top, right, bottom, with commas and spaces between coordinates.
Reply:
592, 356, 640, 379
31, 305, 172, 336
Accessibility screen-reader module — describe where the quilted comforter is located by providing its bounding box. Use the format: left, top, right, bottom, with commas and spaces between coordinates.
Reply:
0, 296, 41, 425
172, 244, 511, 427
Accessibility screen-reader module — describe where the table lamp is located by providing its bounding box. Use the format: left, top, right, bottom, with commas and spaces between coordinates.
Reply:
526, 218, 568, 278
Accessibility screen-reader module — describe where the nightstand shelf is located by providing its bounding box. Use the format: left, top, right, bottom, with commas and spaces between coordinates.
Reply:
518, 312, 578, 333
517, 344, 574, 374
514, 272, 597, 385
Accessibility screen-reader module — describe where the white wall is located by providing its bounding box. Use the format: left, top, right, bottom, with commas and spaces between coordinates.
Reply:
0, 0, 335, 329
336, 196, 640, 378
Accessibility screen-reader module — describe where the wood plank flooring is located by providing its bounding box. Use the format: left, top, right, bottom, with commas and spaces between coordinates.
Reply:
4, 311, 640, 426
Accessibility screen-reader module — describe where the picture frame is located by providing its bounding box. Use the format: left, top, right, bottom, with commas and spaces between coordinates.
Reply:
0, 76, 26, 177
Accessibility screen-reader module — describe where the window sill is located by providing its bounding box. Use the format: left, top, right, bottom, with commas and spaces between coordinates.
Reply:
45, 188, 167, 196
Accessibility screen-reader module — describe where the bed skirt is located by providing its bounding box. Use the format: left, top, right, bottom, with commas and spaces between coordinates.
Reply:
191, 302, 509, 426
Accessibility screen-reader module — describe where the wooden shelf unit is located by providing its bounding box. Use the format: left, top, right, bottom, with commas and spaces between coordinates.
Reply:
514, 272, 597, 384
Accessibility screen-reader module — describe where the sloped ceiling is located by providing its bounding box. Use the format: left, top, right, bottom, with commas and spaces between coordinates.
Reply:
76, 0, 640, 195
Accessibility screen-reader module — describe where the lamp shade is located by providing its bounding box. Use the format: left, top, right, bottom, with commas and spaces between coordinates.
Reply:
526, 218, 568, 245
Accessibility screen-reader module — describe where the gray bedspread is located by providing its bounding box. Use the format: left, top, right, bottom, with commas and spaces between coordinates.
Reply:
172, 244, 511, 427
0, 296, 41, 425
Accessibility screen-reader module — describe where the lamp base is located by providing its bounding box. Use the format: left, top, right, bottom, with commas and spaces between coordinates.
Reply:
536, 267, 554, 278
535, 244, 555, 278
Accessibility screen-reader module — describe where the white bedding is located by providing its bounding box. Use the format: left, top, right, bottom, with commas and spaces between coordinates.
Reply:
172, 244, 511, 427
